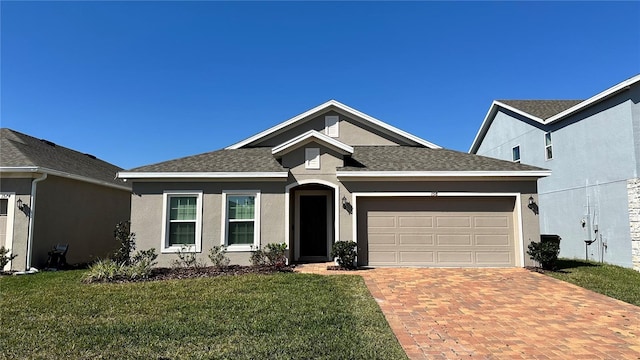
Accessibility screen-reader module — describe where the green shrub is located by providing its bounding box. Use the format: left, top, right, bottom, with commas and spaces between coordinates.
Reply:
330, 241, 357, 269
112, 221, 136, 265
527, 239, 560, 270
83, 259, 125, 282
250, 243, 288, 268
172, 245, 204, 268
0, 246, 17, 269
208, 245, 230, 269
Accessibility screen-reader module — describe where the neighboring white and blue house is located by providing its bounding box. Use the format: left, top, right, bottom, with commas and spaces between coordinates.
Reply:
470, 74, 640, 271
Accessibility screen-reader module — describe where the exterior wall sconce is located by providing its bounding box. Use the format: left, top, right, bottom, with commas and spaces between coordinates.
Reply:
528, 196, 539, 215
17, 198, 24, 210
342, 195, 352, 214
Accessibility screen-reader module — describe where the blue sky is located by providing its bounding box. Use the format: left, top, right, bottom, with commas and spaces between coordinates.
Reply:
2, 1, 639, 169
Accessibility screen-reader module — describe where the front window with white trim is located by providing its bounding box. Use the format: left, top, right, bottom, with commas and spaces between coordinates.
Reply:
222, 191, 260, 251
162, 191, 203, 252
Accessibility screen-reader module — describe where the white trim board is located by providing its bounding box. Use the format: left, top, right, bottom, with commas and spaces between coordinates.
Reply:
336, 170, 551, 179
351, 192, 526, 268
271, 130, 354, 157
226, 100, 441, 150
118, 171, 289, 180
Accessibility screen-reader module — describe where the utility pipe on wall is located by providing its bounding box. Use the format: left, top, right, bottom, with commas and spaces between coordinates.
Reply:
25, 173, 47, 271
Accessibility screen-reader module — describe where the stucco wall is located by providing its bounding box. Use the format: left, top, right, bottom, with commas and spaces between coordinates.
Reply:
475, 84, 639, 268
31, 175, 131, 268
251, 110, 405, 147
0, 177, 33, 270
131, 181, 286, 267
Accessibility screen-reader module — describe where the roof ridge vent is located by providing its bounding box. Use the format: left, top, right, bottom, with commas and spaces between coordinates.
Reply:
84, 153, 97, 160
40, 139, 56, 147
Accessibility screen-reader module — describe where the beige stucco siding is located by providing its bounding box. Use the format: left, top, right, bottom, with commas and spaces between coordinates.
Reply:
131, 181, 286, 267
31, 175, 131, 267
251, 111, 405, 147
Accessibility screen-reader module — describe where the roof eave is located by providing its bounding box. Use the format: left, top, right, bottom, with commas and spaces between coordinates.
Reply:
0, 166, 131, 191
271, 130, 354, 157
117, 171, 289, 181
336, 170, 551, 180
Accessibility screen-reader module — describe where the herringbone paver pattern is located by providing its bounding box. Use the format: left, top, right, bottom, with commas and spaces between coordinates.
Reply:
295, 264, 640, 359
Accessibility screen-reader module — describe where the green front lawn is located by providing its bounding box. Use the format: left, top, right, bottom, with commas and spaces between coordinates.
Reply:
546, 259, 640, 306
0, 271, 407, 360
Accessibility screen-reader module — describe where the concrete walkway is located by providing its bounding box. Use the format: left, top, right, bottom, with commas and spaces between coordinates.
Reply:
295, 264, 640, 359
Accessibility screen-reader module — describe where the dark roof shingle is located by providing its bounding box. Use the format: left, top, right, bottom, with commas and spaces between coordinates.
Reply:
497, 100, 583, 120
0, 128, 128, 188
338, 146, 545, 172
128, 147, 287, 173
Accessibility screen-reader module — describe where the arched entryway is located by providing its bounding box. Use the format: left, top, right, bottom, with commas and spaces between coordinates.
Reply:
285, 180, 339, 263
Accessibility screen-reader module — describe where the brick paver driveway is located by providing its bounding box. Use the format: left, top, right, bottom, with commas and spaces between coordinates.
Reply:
297, 265, 640, 359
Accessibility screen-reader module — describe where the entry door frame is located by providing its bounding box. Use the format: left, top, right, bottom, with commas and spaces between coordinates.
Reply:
0, 192, 16, 271
294, 189, 333, 261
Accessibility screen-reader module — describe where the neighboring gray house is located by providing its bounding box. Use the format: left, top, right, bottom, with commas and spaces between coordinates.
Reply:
119, 100, 548, 268
0, 128, 131, 271
469, 74, 640, 271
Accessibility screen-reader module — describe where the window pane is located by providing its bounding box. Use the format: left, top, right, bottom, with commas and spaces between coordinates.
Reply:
228, 196, 255, 220
512, 146, 520, 161
228, 221, 254, 245
169, 222, 195, 245
170, 197, 196, 220
545, 133, 552, 146
546, 146, 553, 159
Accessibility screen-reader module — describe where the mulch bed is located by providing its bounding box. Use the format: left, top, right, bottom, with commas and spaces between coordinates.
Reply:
326, 265, 360, 271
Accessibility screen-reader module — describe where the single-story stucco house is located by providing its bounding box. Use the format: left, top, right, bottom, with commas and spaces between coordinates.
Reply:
0, 128, 131, 271
118, 100, 549, 268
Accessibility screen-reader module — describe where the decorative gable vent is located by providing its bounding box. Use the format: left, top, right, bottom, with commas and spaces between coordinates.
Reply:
305, 148, 320, 169
324, 115, 339, 138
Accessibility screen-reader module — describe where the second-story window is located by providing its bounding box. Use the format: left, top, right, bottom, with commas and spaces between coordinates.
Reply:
545, 132, 553, 160
512, 145, 521, 163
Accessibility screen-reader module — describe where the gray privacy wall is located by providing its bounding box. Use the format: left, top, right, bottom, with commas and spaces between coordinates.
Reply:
475, 85, 640, 269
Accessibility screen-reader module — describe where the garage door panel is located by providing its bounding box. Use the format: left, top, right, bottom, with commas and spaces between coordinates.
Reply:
474, 216, 509, 228
360, 197, 516, 267
398, 216, 433, 228
476, 252, 511, 264
399, 234, 434, 245
476, 234, 510, 246
437, 234, 472, 246
438, 251, 473, 263
436, 216, 471, 228
369, 233, 397, 245
399, 251, 435, 264
369, 216, 396, 228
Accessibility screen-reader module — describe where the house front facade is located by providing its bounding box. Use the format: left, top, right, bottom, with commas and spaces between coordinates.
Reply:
120, 101, 548, 268
469, 74, 640, 271
0, 129, 131, 271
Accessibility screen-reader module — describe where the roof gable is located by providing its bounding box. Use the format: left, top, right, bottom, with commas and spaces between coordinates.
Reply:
271, 130, 354, 157
0, 128, 129, 189
226, 100, 441, 150
469, 74, 640, 153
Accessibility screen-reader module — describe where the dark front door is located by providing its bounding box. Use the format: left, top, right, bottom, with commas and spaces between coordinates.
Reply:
299, 195, 328, 258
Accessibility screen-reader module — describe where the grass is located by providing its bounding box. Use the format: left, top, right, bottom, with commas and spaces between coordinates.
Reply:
0, 271, 407, 360
545, 258, 640, 306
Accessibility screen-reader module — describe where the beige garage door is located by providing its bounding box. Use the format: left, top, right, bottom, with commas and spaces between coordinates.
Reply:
358, 197, 517, 267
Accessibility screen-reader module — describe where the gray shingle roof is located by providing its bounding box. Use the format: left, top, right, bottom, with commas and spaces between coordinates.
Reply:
128, 147, 287, 173
498, 100, 583, 120
0, 128, 129, 188
338, 146, 545, 172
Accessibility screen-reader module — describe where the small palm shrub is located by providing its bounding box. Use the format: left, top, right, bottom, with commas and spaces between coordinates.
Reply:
331, 241, 357, 269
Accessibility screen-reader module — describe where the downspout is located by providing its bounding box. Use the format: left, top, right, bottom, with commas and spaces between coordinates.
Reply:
25, 173, 47, 271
